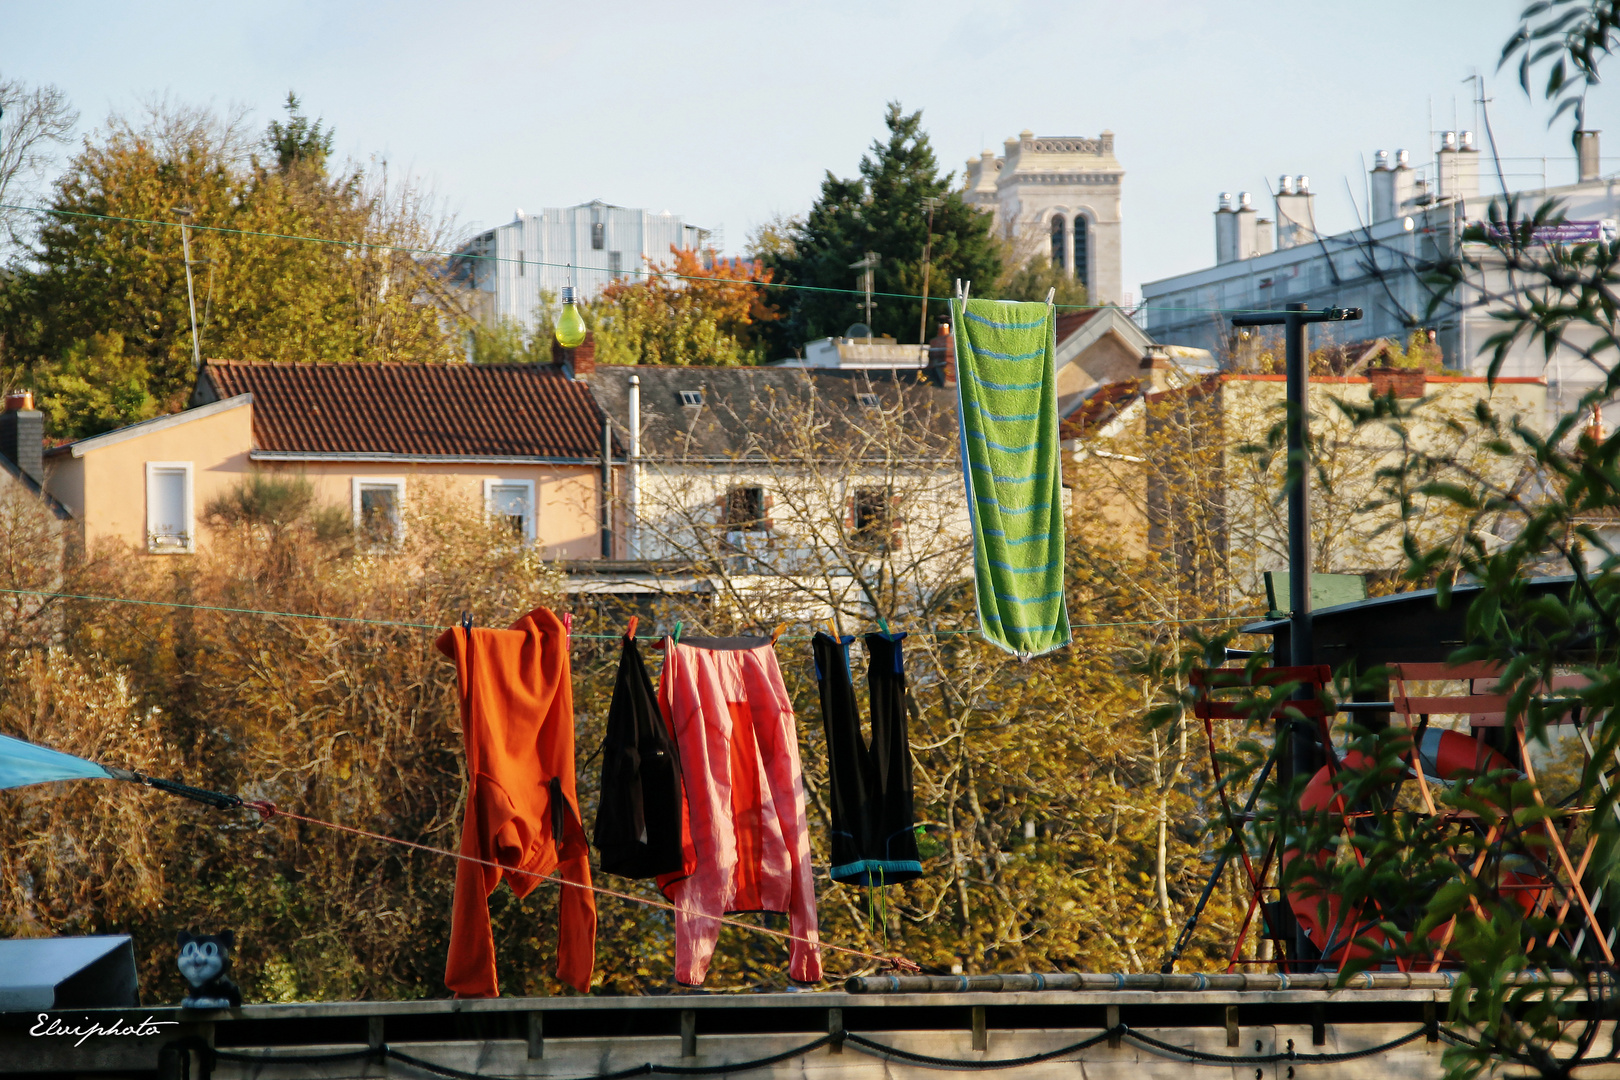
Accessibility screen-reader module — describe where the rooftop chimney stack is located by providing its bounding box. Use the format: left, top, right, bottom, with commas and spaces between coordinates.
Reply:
1372, 148, 1418, 221
0, 391, 44, 488
1578, 130, 1602, 182
1140, 345, 1174, 392
1437, 130, 1480, 204
1234, 191, 1259, 258
551, 331, 597, 378
1275, 175, 1316, 249
1215, 192, 1238, 263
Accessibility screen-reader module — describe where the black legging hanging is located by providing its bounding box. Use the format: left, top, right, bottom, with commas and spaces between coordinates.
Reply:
812, 631, 922, 886
594, 634, 685, 878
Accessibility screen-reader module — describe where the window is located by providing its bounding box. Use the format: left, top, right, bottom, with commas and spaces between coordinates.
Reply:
850, 486, 897, 552
723, 485, 766, 531
483, 479, 536, 544
145, 462, 193, 553
591, 222, 605, 250
678, 389, 705, 407
352, 478, 405, 547
855, 392, 879, 408
609, 251, 622, 276
1050, 215, 1066, 271
518, 252, 525, 277
1073, 215, 1090, 292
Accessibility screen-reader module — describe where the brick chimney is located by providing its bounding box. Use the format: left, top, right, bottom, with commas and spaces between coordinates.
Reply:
551, 332, 597, 378
928, 322, 955, 386
1140, 345, 1174, 392
0, 390, 44, 487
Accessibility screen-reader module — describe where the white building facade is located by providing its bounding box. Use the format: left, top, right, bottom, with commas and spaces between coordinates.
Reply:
1142, 131, 1619, 425
451, 200, 713, 333
964, 130, 1125, 306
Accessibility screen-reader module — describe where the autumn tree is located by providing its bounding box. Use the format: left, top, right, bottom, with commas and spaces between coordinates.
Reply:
591, 247, 778, 366
0, 74, 78, 257
1, 95, 469, 435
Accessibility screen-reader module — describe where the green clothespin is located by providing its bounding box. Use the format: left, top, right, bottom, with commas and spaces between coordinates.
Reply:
877, 616, 891, 638
672, 620, 683, 647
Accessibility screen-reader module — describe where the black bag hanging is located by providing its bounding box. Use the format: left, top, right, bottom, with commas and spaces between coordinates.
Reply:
594, 633, 684, 878
812, 631, 922, 886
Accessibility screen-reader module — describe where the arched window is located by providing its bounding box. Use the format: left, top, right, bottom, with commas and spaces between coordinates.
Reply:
1073, 215, 1090, 292
1050, 216, 1066, 271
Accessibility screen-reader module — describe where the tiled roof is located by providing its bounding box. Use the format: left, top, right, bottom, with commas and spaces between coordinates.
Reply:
584, 365, 956, 460
1054, 309, 1101, 345
200, 361, 610, 459
1059, 378, 1141, 439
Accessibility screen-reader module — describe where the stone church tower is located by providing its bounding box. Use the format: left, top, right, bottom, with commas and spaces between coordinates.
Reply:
963, 131, 1124, 306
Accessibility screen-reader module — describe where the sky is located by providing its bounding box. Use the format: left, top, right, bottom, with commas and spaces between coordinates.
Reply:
5, 0, 1619, 309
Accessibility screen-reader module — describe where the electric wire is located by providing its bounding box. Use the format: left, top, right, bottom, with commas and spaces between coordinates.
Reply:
0, 199, 1401, 318
0, 586, 1253, 637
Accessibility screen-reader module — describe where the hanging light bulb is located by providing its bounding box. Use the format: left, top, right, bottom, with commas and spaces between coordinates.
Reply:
555, 285, 587, 348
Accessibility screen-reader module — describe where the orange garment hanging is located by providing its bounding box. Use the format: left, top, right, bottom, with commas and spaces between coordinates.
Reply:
436, 607, 596, 996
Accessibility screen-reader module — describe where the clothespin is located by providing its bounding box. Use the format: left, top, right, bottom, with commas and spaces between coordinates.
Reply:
562, 612, 573, 645
826, 618, 839, 641
769, 623, 786, 646
460, 611, 473, 634
672, 620, 683, 647
1045, 286, 1056, 306
877, 615, 891, 638
625, 615, 638, 641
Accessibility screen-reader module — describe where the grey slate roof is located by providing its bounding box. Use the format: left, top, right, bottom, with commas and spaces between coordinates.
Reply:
583, 365, 958, 461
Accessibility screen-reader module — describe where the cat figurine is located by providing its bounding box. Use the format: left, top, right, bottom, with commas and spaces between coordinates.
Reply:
177, 929, 242, 1009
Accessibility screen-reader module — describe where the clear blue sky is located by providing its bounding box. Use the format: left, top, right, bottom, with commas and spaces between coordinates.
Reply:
5, 0, 1616, 306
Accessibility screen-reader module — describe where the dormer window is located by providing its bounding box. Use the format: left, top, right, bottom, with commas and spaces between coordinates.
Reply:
679, 390, 705, 407
856, 393, 879, 408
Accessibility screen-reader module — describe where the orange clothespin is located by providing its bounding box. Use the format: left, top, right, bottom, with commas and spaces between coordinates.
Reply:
769, 623, 787, 646
825, 618, 839, 640
625, 615, 638, 641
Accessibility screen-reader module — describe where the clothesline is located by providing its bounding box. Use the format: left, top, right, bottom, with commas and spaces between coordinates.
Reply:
0, 587, 1254, 635
241, 798, 919, 978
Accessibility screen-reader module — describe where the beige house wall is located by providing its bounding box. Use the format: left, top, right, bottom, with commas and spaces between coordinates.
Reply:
44, 399, 256, 553
255, 460, 602, 560
43, 398, 605, 559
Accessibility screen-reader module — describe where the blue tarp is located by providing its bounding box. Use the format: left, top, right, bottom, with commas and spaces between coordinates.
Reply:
0, 733, 112, 790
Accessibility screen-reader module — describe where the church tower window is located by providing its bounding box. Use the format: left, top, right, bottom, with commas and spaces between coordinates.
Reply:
1073, 215, 1090, 292
1050, 216, 1066, 271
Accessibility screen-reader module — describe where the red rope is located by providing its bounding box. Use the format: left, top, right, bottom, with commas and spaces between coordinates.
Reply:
241, 800, 919, 975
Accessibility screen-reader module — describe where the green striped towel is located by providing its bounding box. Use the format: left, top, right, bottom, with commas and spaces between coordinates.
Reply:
950, 296, 1070, 657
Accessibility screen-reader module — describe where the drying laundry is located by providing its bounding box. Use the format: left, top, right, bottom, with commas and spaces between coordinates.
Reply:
656, 635, 822, 985
950, 295, 1071, 657
436, 607, 596, 996
594, 632, 685, 878
812, 631, 922, 886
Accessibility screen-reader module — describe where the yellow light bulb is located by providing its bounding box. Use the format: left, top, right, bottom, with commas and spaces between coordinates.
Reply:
555, 286, 588, 348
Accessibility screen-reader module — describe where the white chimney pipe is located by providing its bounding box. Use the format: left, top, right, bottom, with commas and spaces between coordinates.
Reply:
1279, 174, 1294, 195
1296, 175, 1310, 194
627, 374, 642, 559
